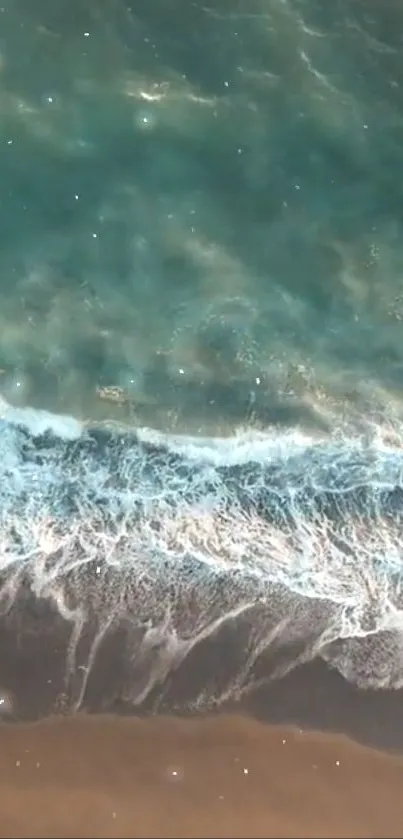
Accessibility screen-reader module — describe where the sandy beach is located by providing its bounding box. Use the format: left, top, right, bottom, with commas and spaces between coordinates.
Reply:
0, 712, 402, 839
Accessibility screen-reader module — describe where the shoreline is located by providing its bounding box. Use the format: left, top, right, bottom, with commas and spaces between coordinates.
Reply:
1, 597, 403, 756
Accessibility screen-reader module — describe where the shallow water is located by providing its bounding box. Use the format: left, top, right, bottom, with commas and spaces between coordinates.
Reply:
0, 0, 403, 432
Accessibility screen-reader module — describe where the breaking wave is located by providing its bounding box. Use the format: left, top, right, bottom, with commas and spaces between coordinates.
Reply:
1, 397, 403, 717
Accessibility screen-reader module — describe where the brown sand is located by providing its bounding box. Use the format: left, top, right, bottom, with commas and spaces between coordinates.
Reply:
0, 714, 402, 839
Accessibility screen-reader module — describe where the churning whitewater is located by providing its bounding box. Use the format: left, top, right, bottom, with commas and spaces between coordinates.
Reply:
0, 396, 403, 717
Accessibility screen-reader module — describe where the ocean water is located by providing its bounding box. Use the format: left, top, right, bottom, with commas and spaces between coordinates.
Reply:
1, 0, 403, 717
0, 0, 402, 432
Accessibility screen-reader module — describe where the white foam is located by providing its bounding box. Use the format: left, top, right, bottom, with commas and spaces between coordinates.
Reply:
136, 424, 319, 465
0, 397, 83, 440
1, 402, 403, 705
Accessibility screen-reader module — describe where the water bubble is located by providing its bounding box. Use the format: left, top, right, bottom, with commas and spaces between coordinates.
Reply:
41, 92, 57, 106
1, 370, 31, 405
0, 689, 16, 717
118, 368, 144, 396
134, 108, 158, 131
164, 764, 185, 783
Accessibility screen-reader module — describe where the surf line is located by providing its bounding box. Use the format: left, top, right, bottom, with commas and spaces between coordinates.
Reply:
0, 399, 402, 718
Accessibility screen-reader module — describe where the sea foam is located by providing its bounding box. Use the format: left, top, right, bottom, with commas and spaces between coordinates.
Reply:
0, 398, 403, 715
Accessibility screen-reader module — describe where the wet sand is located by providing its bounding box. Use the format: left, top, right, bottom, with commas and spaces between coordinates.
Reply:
1, 613, 403, 838
0, 712, 402, 839
1, 615, 403, 838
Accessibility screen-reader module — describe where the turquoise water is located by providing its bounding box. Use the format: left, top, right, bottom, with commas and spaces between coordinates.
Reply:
0, 0, 403, 433
3, 0, 403, 714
